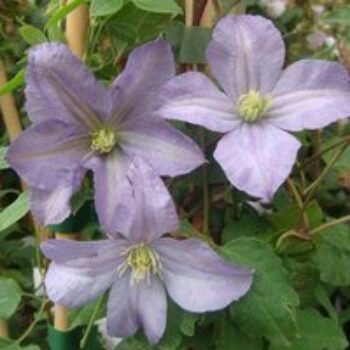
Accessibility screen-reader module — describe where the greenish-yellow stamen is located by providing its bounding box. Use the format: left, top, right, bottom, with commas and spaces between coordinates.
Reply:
90, 128, 116, 154
117, 244, 162, 285
237, 90, 272, 123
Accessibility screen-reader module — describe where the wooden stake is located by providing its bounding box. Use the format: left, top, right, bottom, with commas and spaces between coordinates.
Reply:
184, 0, 194, 27
54, 305, 69, 332
0, 319, 9, 338
53, 0, 90, 332
200, 0, 216, 27
0, 60, 24, 341
66, 2, 89, 58
0, 60, 23, 141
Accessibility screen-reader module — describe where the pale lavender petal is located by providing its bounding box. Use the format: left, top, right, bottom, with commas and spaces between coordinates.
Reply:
120, 119, 205, 176
272, 60, 350, 94
26, 43, 110, 129
41, 238, 127, 265
6, 120, 90, 190
85, 150, 131, 234
106, 272, 138, 339
29, 168, 85, 225
206, 14, 285, 99
109, 40, 175, 125
214, 123, 301, 201
267, 60, 350, 131
155, 238, 253, 312
111, 157, 178, 242
41, 239, 127, 308
107, 273, 167, 344
157, 72, 238, 133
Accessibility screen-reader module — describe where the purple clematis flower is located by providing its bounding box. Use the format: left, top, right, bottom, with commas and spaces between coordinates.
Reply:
41, 158, 253, 344
5, 40, 204, 229
157, 14, 350, 201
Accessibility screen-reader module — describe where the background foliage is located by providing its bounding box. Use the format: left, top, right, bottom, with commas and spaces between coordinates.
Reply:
0, 0, 350, 349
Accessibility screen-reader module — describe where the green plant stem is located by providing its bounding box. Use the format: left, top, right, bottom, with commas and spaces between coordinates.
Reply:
15, 299, 48, 345
287, 178, 303, 208
300, 135, 350, 170
22, 292, 44, 302
311, 130, 322, 178
275, 229, 310, 252
287, 178, 309, 231
309, 215, 350, 236
303, 142, 349, 203
80, 296, 104, 349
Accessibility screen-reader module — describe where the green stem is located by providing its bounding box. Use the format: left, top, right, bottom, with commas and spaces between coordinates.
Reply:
80, 296, 103, 349
304, 142, 349, 203
311, 130, 322, 178
287, 178, 303, 209
275, 230, 310, 253
22, 292, 43, 302
300, 135, 350, 170
309, 215, 350, 236
287, 178, 309, 231
15, 300, 48, 345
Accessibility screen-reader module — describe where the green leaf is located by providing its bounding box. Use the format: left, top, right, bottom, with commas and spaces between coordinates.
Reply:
46, 0, 87, 28
115, 337, 152, 350
0, 339, 40, 350
47, 24, 65, 42
180, 312, 199, 337
106, 3, 173, 46
0, 148, 9, 170
268, 200, 323, 231
131, 0, 182, 14
166, 24, 211, 64
313, 224, 350, 286
19, 25, 47, 45
221, 238, 299, 346
215, 319, 263, 350
222, 213, 274, 244
0, 191, 29, 233
91, 0, 124, 16
270, 309, 348, 350
283, 258, 319, 305
325, 6, 350, 26
0, 69, 25, 96
0, 277, 22, 319
314, 285, 338, 323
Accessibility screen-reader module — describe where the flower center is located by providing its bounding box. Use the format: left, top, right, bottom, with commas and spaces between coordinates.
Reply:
90, 128, 117, 154
237, 90, 272, 123
117, 243, 162, 285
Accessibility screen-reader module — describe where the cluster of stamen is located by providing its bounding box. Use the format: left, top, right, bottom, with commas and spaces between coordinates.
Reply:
237, 90, 272, 123
117, 243, 162, 285
90, 127, 117, 154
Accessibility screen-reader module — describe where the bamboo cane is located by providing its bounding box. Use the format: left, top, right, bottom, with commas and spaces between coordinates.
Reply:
200, 0, 216, 27
0, 319, 9, 338
53, 0, 90, 332
0, 59, 23, 341
66, 2, 89, 58
0, 60, 22, 140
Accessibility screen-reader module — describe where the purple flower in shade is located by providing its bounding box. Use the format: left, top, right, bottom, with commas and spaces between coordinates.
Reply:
40, 158, 253, 344
157, 14, 350, 201
5, 40, 204, 229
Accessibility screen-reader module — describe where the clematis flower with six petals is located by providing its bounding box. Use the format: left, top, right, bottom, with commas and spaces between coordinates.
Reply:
41, 158, 253, 344
5, 40, 204, 229
158, 14, 350, 201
